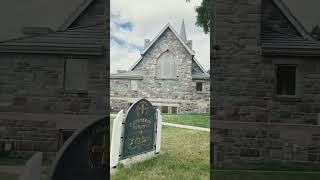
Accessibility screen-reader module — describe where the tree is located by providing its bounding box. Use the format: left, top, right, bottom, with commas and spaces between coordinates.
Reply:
187, 0, 211, 34
311, 25, 320, 41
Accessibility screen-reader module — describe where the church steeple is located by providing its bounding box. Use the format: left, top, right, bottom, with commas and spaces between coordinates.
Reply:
180, 19, 187, 43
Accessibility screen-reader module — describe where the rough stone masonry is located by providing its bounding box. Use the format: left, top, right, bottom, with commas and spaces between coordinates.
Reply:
212, 0, 320, 165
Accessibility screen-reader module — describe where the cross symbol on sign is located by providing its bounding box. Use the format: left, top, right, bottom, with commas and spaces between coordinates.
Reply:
91, 133, 108, 166
138, 103, 147, 114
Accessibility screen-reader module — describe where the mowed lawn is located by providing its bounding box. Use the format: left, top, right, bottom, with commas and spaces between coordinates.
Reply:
213, 170, 320, 180
111, 112, 210, 128
213, 161, 320, 180
162, 113, 210, 128
110, 114, 210, 180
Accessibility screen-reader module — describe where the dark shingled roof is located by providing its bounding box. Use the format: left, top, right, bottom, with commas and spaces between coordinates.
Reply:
0, 0, 106, 55
261, 0, 320, 56
261, 30, 320, 56
110, 71, 144, 80
0, 24, 105, 55
192, 73, 210, 80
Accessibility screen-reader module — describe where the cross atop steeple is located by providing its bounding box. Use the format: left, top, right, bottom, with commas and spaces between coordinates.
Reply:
180, 19, 187, 43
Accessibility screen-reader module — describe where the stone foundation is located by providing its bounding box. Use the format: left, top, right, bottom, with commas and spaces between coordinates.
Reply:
213, 121, 320, 166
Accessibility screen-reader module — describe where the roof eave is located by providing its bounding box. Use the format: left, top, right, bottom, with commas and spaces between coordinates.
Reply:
261, 47, 320, 56
110, 77, 143, 80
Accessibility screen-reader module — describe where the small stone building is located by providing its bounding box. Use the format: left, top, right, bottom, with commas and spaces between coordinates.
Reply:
212, 0, 320, 165
111, 21, 210, 113
0, 0, 107, 159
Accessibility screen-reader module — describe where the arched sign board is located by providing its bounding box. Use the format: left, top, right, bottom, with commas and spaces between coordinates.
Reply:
50, 117, 109, 180
121, 98, 157, 159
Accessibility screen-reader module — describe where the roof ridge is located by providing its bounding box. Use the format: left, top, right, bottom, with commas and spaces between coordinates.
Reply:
58, 0, 96, 31
273, 0, 314, 40
0, 23, 104, 44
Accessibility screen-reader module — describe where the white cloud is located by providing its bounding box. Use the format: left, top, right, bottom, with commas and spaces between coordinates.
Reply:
110, 0, 209, 74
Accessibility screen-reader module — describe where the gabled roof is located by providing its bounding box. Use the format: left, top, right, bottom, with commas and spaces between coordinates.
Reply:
140, 23, 195, 56
272, 0, 314, 40
261, 0, 320, 56
0, 0, 106, 55
0, 24, 105, 55
129, 23, 206, 72
0, 0, 85, 42
58, 0, 96, 31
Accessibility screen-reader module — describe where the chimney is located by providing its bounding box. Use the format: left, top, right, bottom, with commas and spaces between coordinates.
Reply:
22, 27, 53, 36
187, 40, 192, 50
144, 39, 151, 49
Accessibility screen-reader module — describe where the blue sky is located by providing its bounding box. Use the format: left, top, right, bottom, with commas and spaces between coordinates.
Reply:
110, 0, 210, 74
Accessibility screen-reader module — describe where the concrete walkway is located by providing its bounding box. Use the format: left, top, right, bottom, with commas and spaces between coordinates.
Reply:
162, 122, 210, 132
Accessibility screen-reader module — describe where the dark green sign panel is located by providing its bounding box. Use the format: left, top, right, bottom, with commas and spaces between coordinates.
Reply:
122, 99, 156, 159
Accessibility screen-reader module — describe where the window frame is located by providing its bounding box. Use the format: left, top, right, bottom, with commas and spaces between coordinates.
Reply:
156, 51, 178, 80
64, 58, 88, 92
196, 81, 203, 92
274, 63, 302, 101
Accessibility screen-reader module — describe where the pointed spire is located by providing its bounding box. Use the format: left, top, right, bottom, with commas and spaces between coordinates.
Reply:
180, 19, 187, 43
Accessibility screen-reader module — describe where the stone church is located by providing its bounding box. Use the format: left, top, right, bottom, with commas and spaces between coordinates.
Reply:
0, 0, 107, 159
213, 0, 320, 165
110, 21, 210, 113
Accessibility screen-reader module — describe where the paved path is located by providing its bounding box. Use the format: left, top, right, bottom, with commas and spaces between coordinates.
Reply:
162, 122, 210, 132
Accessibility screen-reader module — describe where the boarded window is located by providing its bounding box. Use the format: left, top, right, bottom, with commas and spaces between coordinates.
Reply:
162, 106, 169, 113
196, 82, 203, 92
276, 65, 296, 96
157, 52, 177, 79
64, 59, 88, 90
130, 80, 138, 90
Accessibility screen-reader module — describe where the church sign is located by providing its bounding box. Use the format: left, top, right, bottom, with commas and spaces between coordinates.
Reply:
110, 98, 162, 168
122, 99, 157, 158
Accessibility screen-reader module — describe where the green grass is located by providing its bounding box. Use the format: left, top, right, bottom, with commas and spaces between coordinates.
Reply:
111, 112, 210, 128
111, 126, 210, 180
0, 172, 18, 180
162, 113, 210, 128
0, 157, 27, 166
213, 170, 320, 180
216, 161, 320, 172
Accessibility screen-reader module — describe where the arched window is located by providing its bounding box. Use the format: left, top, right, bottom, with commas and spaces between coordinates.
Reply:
156, 51, 177, 79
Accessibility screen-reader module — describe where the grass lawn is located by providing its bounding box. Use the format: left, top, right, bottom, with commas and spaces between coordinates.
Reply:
111, 124, 210, 180
0, 172, 18, 180
162, 113, 210, 128
111, 112, 210, 128
213, 170, 320, 180
213, 161, 320, 180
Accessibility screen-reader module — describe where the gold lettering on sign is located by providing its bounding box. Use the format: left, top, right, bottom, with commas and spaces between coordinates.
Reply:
129, 135, 151, 146
129, 118, 152, 130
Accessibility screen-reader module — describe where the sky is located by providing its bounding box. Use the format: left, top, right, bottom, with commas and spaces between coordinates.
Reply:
110, 0, 210, 74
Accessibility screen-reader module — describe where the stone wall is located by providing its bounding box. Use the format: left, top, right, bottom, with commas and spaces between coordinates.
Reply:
213, 121, 320, 165
0, 118, 58, 160
111, 28, 210, 113
0, 53, 107, 115
212, 0, 320, 164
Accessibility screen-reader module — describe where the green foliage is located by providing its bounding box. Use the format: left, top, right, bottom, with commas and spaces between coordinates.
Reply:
195, 0, 211, 34
187, 0, 211, 33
